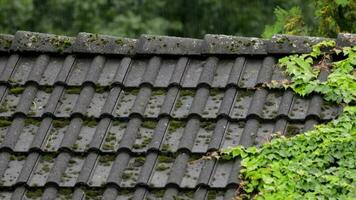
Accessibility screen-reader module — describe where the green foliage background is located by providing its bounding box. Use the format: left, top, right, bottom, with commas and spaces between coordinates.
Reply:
2, 0, 352, 38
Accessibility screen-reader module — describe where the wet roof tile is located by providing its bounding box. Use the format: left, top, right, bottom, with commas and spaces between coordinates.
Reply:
0, 31, 350, 199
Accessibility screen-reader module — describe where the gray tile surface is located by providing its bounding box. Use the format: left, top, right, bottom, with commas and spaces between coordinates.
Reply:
0, 31, 346, 200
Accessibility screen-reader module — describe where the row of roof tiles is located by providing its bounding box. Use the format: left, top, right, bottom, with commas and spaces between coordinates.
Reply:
0, 31, 350, 200
1, 31, 355, 55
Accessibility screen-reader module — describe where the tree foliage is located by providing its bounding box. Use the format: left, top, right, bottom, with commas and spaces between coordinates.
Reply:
263, 0, 356, 38
0, 0, 306, 37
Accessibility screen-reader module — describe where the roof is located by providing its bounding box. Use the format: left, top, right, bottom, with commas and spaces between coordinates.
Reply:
0, 31, 354, 200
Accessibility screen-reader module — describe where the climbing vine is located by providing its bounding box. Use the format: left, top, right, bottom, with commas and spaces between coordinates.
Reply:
219, 41, 356, 199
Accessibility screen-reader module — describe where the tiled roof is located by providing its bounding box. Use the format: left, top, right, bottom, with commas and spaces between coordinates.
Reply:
0, 31, 354, 200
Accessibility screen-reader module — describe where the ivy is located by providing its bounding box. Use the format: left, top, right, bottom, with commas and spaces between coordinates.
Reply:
219, 41, 356, 199
268, 40, 355, 103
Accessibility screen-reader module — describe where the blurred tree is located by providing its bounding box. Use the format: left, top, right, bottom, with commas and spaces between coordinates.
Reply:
2, 0, 346, 38
263, 0, 356, 38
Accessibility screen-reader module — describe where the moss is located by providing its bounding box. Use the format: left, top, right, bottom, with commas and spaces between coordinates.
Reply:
58, 188, 72, 199
153, 190, 165, 198
152, 89, 166, 96
210, 88, 221, 97
104, 132, 116, 143
95, 86, 107, 93
0, 105, 8, 113
72, 143, 79, 150
25, 118, 40, 126
201, 121, 215, 132
161, 144, 171, 152
85, 189, 102, 200
0, 119, 11, 127
207, 190, 217, 200
158, 155, 174, 163
42, 87, 54, 93
99, 155, 116, 165
180, 89, 195, 97
0, 37, 12, 49
174, 98, 183, 109
66, 87, 82, 94
49, 36, 72, 53
26, 189, 43, 199
115, 38, 124, 45
68, 159, 76, 165
9, 87, 25, 94
265, 101, 275, 106
42, 163, 50, 173
16, 155, 26, 161
168, 120, 185, 132
142, 120, 157, 129
52, 120, 68, 129
42, 154, 54, 162
126, 88, 139, 95
133, 157, 145, 167
121, 171, 134, 179
286, 125, 301, 136
156, 163, 169, 171
102, 143, 114, 150
141, 136, 153, 147
83, 119, 96, 128
111, 120, 121, 126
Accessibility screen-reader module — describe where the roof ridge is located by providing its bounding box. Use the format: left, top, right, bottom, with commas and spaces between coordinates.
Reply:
0, 31, 355, 55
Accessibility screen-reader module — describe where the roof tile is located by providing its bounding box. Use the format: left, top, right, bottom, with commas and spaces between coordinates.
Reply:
0, 31, 345, 199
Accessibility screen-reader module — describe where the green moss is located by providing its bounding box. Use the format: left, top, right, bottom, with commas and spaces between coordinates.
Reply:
133, 157, 145, 167
52, 120, 68, 129
58, 188, 72, 199
102, 143, 114, 150
9, 87, 25, 94
111, 120, 121, 126
42, 154, 54, 162
156, 163, 169, 171
25, 118, 40, 126
42, 87, 54, 93
66, 87, 82, 94
201, 121, 215, 132
174, 98, 183, 109
17, 155, 26, 161
210, 88, 220, 97
153, 190, 165, 198
42, 163, 50, 172
95, 86, 107, 93
161, 144, 171, 152
115, 38, 124, 45
99, 155, 116, 166
180, 89, 195, 97
142, 120, 157, 129
85, 189, 102, 200
26, 189, 43, 199
152, 89, 166, 96
158, 155, 174, 163
207, 190, 217, 200
83, 119, 96, 128
126, 88, 139, 95
104, 132, 116, 143
49, 36, 72, 53
72, 143, 79, 150
121, 171, 134, 179
141, 136, 153, 147
0, 119, 11, 127
168, 120, 185, 132
0, 37, 12, 49
0, 105, 8, 113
